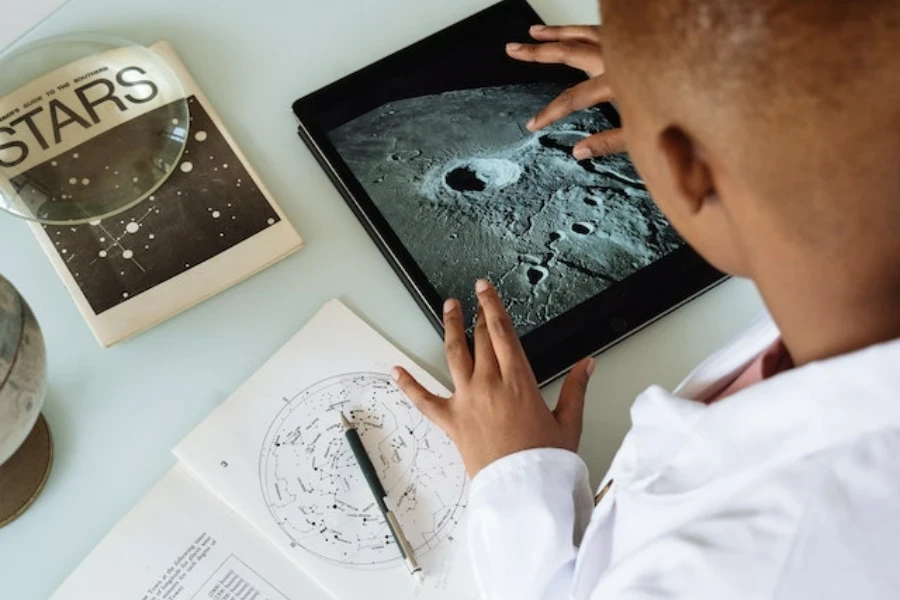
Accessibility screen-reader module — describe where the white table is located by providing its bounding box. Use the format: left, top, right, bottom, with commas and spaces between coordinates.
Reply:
0, 1, 765, 598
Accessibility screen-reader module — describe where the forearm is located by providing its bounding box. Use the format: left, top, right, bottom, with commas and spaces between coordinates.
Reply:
467, 448, 594, 600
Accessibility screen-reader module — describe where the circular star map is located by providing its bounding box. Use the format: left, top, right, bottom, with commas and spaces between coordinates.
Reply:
259, 372, 466, 567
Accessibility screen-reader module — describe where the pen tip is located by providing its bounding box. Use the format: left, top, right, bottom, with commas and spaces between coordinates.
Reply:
339, 411, 351, 430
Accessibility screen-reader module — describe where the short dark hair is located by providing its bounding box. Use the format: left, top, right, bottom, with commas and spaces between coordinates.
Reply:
602, 0, 900, 234
603, 0, 898, 116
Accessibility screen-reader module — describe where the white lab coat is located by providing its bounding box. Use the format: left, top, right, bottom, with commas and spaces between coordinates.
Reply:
467, 316, 900, 599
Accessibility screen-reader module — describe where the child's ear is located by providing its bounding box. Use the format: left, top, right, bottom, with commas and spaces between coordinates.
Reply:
658, 125, 716, 215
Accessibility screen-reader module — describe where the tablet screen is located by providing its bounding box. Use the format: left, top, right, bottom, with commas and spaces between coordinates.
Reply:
327, 85, 683, 335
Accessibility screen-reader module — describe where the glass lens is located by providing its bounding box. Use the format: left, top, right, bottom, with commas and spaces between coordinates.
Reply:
0, 35, 188, 224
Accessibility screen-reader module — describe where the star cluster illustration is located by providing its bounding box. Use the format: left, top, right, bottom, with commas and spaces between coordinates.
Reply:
36, 96, 281, 314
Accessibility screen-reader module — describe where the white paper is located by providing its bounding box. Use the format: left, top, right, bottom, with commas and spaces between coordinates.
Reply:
49, 466, 331, 600
0, 0, 69, 52
175, 300, 478, 600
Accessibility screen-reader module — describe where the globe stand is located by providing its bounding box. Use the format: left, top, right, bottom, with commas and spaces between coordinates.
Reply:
0, 414, 53, 527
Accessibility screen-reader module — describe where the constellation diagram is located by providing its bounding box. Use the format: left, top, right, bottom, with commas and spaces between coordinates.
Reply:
259, 373, 467, 568
36, 95, 280, 315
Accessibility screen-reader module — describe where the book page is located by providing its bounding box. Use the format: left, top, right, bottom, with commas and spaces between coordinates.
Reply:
175, 300, 478, 600
50, 466, 331, 600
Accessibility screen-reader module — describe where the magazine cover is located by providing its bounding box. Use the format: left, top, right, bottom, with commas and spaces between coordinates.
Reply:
0, 40, 303, 347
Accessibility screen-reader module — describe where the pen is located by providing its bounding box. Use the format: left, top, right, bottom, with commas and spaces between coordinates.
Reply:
340, 412, 424, 583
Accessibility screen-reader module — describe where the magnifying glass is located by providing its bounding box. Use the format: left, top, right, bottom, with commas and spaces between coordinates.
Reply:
0, 33, 189, 225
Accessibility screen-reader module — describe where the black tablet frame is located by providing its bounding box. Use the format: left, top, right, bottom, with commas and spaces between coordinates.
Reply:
292, 0, 726, 385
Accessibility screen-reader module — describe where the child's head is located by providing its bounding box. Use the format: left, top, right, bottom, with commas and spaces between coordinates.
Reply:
599, 0, 900, 286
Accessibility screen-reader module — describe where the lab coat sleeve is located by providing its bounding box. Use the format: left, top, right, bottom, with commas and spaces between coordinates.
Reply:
466, 448, 594, 600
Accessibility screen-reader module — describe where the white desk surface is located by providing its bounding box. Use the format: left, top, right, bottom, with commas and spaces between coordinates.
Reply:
0, 0, 70, 51
0, 0, 765, 597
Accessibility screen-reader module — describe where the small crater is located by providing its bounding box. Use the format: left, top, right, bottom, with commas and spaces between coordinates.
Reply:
549, 232, 563, 242
583, 196, 599, 207
572, 222, 594, 235
445, 167, 486, 192
526, 266, 549, 285
389, 150, 422, 162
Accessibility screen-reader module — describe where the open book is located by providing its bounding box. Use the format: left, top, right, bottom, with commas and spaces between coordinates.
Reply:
49, 300, 478, 600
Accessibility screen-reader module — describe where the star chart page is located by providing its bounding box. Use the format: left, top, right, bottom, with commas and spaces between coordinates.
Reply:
175, 300, 478, 600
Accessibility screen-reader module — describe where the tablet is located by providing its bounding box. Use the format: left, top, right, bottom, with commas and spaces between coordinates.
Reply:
292, 0, 725, 385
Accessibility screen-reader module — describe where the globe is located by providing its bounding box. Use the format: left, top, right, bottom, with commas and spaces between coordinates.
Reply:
0, 275, 49, 526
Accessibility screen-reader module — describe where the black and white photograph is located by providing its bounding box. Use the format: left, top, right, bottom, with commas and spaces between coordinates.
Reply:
328, 83, 682, 334
311, 0, 684, 336
34, 95, 281, 315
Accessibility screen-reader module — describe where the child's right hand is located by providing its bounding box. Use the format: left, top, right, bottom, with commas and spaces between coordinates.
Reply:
392, 280, 594, 478
506, 24, 626, 159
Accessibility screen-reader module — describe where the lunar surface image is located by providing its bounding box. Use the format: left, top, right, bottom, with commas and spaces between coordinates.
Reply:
329, 83, 683, 334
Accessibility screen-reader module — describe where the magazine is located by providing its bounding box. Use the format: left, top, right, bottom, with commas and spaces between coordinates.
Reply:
0, 41, 303, 346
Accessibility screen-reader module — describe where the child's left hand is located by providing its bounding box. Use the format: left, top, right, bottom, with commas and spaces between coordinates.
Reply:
393, 280, 595, 477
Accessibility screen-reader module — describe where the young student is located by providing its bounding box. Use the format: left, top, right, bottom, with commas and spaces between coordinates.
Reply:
393, 0, 900, 598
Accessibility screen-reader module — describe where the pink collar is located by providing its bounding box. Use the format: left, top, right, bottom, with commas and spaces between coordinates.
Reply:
707, 338, 794, 403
